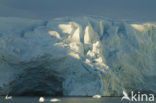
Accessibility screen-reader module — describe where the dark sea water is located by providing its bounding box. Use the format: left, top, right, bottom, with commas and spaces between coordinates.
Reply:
0, 97, 155, 103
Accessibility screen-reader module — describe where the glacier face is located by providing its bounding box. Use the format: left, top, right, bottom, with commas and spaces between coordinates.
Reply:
0, 16, 156, 96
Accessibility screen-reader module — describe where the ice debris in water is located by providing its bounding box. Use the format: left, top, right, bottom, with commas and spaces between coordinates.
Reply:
92, 94, 102, 99
39, 97, 45, 102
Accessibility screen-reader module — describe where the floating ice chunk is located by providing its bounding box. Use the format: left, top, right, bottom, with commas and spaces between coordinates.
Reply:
48, 31, 61, 39
5, 95, 12, 100
39, 97, 45, 102
92, 94, 102, 99
50, 98, 61, 102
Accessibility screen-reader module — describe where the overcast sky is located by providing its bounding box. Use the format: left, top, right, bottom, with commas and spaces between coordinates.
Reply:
0, 0, 156, 21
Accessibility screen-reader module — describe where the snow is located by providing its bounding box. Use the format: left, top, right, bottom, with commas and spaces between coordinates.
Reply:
58, 23, 73, 34
92, 94, 102, 99
50, 98, 61, 102
48, 31, 61, 40
131, 24, 146, 32
71, 27, 81, 42
84, 24, 99, 44
0, 16, 156, 96
39, 97, 45, 102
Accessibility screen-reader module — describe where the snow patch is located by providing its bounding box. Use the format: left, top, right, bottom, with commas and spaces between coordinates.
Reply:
131, 24, 146, 32
84, 24, 99, 44
58, 23, 73, 34
48, 31, 61, 39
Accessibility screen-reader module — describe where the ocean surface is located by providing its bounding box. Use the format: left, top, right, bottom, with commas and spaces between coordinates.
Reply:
0, 97, 155, 103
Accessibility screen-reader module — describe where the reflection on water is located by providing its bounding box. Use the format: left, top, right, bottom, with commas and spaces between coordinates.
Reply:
0, 96, 150, 103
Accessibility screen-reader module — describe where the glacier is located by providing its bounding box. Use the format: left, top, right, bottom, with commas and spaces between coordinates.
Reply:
0, 16, 156, 96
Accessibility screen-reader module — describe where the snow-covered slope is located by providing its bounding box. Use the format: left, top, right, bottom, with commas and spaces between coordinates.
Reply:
0, 16, 156, 96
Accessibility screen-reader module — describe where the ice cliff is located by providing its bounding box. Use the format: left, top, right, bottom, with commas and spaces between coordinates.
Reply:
0, 16, 156, 96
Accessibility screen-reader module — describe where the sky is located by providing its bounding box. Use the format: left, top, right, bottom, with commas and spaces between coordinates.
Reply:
0, 0, 156, 21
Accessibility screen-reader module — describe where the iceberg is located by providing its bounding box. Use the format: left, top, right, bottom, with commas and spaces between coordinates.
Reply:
0, 16, 156, 96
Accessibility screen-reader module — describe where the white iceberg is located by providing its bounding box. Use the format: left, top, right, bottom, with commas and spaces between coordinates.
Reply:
0, 16, 156, 96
